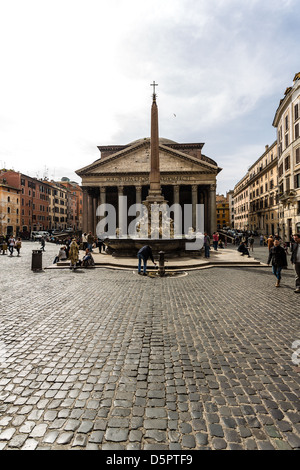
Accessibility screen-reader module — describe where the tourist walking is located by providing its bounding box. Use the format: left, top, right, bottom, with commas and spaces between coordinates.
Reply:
137, 245, 157, 275
1, 238, 7, 255
212, 232, 219, 251
203, 232, 210, 258
291, 233, 300, 293
87, 232, 94, 252
82, 232, 88, 251
97, 235, 104, 253
40, 237, 46, 251
267, 239, 287, 287
8, 235, 15, 256
260, 235, 264, 246
267, 235, 274, 251
248, 235, 254, 252
69, 239, 79, 270
15, 237, 22, 256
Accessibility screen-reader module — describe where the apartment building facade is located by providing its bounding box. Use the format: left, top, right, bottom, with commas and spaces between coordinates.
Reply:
59, 179, 83, 230
0, 170, 51, 235
227, 190, 235, 228
233, 174, 249, 231
0, 170, 83, 235
0, 179, 20, 236
248, 142, 279, 236
233, 143, 279, 235
216, 194, 230, 229
47, 181, 68, 231
273, 72, 300, 240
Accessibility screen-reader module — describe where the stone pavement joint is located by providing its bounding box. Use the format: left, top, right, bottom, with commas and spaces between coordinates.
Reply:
0, 241, 299, 450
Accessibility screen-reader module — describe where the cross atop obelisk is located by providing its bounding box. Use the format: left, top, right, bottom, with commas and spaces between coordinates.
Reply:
150, 81, 158, 98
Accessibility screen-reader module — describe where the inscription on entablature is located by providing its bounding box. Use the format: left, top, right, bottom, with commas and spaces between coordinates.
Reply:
86, 174, 215, 186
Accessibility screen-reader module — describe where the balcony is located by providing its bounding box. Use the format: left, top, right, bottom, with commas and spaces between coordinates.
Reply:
279, 189, 297, 207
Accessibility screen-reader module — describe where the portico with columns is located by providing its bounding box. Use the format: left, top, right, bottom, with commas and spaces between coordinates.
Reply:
77, 139, 220, 237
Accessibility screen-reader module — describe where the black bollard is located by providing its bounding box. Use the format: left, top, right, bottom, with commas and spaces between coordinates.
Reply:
158, 251, 165, 277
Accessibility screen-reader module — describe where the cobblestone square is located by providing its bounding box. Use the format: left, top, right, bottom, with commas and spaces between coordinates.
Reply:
0, 241, 299, 450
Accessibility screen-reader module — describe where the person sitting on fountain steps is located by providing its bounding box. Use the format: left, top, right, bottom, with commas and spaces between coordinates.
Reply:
137, 245, 157, 275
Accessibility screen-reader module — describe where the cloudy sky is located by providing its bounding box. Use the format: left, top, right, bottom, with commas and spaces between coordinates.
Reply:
0, 0, 299, 195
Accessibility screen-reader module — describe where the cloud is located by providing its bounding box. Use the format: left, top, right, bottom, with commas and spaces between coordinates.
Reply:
0, 0, 299, 195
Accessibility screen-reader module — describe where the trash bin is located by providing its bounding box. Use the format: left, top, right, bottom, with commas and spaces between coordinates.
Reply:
31, 249, 43, 271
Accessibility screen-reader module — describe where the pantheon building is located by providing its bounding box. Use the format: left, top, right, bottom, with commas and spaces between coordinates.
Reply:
76, 97, 221, 237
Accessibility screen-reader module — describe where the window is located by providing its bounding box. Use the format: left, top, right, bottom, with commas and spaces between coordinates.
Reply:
285, 115, 289, 131
296, 148, 300, 164
285, 133, 289, 148
279, 163, 283, 177
295, 173, 300, 189
284, 155, 290, 171
296, 123, 299, 139
285, 176, 290, 191
295, 103, 299, 121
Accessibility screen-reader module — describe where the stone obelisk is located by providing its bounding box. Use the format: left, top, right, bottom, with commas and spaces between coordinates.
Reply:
146, 81, 165, 204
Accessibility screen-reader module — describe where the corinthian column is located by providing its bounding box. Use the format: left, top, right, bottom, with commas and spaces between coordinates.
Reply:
209, 183, 217, 235
192, 184, 198, 230
118, 185, 127, 236
136, 185, 142, 205
87, 191, 93, 233
173, 184, 181, 236
82, 187, 88, 233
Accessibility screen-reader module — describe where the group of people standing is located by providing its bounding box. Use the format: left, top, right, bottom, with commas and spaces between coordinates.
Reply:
53, 237, 96, 270
200, 230, 300, 293
0, 235, 22, 256
81, 232, 104, 253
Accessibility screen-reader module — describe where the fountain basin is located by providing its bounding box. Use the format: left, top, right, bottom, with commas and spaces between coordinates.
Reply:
104, 237, 201, 258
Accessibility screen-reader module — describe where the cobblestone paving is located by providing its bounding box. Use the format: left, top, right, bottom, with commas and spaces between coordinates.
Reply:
0, 241, 299, 450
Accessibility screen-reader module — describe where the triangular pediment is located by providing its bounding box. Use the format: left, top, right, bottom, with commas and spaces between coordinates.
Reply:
76, 140, 219, 177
